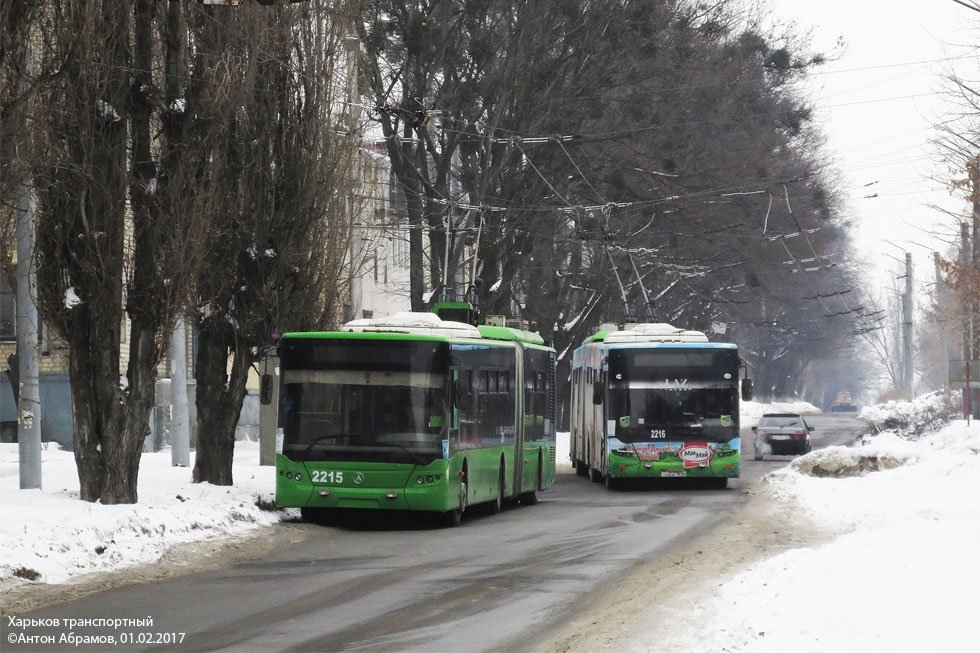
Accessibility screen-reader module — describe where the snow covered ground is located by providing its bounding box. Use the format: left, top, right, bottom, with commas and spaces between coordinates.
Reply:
635, 393, 977, 653
2, 393, 974, 653
0, 441, 280, 589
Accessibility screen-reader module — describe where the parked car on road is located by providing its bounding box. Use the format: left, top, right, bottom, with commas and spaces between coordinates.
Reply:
752, 413, 814, 459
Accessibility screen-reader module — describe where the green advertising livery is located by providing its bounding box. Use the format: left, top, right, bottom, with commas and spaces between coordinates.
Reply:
275, 306, 557, 526
570, 323, 753, 489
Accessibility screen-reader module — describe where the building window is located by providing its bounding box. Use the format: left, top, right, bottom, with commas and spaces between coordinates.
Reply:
361, 309, 373, 319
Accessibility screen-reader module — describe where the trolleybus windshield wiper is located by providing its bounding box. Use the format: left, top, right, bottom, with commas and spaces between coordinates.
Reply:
297, 435, 433, 465
372, 441, 434, 466
299, 435, 343, 459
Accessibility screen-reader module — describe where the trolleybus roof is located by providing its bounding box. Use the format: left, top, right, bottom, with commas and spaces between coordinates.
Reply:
584, 322, 709, 344
313, 311, 548, 345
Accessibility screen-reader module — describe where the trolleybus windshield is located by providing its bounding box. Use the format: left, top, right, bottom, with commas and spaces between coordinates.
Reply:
607, 348, 739, 442
279, 339, 451, 463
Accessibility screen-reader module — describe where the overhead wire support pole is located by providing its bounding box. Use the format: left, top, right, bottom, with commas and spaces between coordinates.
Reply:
16, 180, 42, 490
903, 252, 915, 401
883, 239, 915, 400
967, 154, 979, 418
934, 251, 951, 389
14, 29, 41, 490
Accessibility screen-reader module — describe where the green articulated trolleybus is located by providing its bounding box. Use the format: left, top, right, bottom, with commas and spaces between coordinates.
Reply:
274, 303, 557, 526
570, 323, 753, 489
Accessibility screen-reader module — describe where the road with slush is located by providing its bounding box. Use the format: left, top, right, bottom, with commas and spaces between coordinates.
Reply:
5, 413, 866, 653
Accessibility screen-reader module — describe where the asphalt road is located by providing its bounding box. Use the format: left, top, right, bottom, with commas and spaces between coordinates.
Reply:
5, 412, 869, 653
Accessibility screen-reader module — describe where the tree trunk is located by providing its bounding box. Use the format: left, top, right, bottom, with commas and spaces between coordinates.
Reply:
58, 0, 132, 502
67, 317, 104, 502
193, 329, 251, 485
68, 309, 120, 501
77, 0, 164, 506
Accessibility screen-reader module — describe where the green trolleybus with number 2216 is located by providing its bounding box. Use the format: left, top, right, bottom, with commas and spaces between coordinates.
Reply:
570, 323, 753, 489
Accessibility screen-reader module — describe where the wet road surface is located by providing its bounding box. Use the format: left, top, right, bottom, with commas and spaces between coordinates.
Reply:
4, 413, 869, 653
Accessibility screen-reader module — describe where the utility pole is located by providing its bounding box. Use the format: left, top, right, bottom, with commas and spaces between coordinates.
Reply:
935, 251, 951, 388
16, 181, 41, 489
13, 30, 40, 488
170, 319, 190, 467
973, 177, 980, 418
891, 277, 903, 389
903, 252, 914, 400
967, 155, 979, 417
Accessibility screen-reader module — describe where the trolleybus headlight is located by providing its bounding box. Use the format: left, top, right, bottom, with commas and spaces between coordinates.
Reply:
285, 471, 294, 479
294, 474, 302, 481
416, 477, 425, 485
426, 475, 434, 483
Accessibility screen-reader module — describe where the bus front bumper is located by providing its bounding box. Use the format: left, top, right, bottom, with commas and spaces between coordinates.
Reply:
275, 455, 458, 512
606, 454, 740, 479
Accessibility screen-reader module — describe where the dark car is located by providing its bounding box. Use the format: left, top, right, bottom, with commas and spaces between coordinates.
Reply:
751, 413, 814, 459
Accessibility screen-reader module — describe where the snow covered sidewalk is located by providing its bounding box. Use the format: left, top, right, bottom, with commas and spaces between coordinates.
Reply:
629, 415, 980, 653
0, 440, 280, 592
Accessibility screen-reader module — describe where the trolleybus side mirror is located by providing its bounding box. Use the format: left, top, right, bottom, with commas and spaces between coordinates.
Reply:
592, 381, 604, 405
741, 378, 753, 402
260, 374, 274, 405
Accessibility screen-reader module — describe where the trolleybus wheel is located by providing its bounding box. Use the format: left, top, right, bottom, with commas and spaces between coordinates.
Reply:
519, 456, 542, 505
444, 479, 467, 527
490, 467, 504, 514
444, 506, 462, 527
518, 489, 538, 505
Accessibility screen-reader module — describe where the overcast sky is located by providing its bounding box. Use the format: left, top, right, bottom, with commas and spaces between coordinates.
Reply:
767, 0, 977, 293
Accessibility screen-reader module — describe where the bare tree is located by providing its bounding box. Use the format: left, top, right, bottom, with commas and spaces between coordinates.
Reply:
31, 1, 206, 503
355, 0, 868, 418
190, 1, 361, 485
